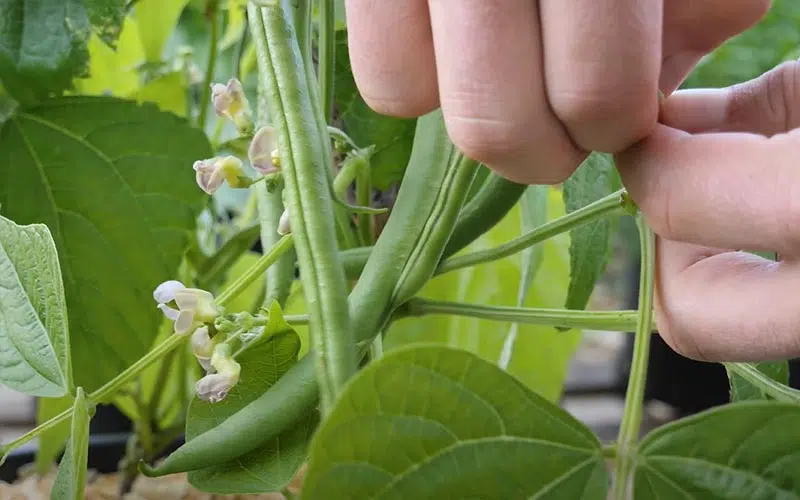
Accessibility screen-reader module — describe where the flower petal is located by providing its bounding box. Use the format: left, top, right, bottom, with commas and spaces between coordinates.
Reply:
157, 304, 180, 321
153, 280, 186, 304
174, 310, 196, 335
195, 373, 236, 403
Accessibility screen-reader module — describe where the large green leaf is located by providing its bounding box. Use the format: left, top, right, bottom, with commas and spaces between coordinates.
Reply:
0, 216, 69, 396
0, 97, 210, 390
635, 401, 800, 498
187, 303, 315, 494
50, 387, 91, 500
333, 30, 417, 190
387, 187, 580, 402
0, 0, 125, 103
302, 344, 608, 499
134, 0, 190, 63
498, 185, 548, 369
562, 152, 619, 312
728, 362, 790, 402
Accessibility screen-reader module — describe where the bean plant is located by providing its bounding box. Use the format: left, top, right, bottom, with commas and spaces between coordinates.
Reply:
1, 1, 799, 499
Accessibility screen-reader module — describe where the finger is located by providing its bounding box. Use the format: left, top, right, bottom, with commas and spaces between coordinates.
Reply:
653, 240, 800, 362
659, 0, 772, 94
659, 61, 800, 135
427, 0, 584, 185
539, 0, 662, 153
345, 0, 438, 117
619, 124, 800, 256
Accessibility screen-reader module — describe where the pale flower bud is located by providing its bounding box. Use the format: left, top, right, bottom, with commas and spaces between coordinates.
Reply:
153, 281, 220, 335
210, 78, 253, 135
195, 344, 241, 403
248, 126, 281, 175
193, 156, 250, 194
277, 209, 291, 236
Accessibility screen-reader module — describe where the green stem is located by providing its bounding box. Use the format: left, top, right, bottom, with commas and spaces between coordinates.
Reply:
250, 0, 356, 412
438, 189, 630, 275
613, 215, 655, 500
198, 0, 221, 131
724, 362, 800, 403
317, 0, 335, 123
215, 234, 295, 306
402, 298, 653, 332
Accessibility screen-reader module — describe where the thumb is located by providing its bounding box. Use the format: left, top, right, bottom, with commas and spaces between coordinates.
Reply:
658, 60, 800, 135
660, 0, 772, 94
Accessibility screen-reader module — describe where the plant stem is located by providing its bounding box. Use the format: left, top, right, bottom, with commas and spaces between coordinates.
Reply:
724, 362, 800, 403
198, 0, 221, 131
317, 0, 335, 123
215, 234, 295, 306
437, 189, 629, 275
613, 215, 655, 500
401, 298, 654, 332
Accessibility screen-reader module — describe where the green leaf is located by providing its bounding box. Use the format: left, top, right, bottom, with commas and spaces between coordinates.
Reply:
134, 0, 190, 62
562, 152, 618, 312
50, 387, 91, 500
187, 309, 315, 495
498, 185, 548, 369
0, 0, 125, 103
333, 30, 416, 189
129, 71, 189, 117
0, 96, 210, 391
0, 216, 69, 396
73, 17, 145, 97
635, 401, 800, 498
728, 362, 790, 402
35, 394, 74, 474
387, 188, 580, 402
302, 344, 608, 499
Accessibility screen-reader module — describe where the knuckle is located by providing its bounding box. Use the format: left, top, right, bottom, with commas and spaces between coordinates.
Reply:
727, 60, 800, 134
445, 114, 526, 163
549, 88, 656, 152
655, 303, 713, 362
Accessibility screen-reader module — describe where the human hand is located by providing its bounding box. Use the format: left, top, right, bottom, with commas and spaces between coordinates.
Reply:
344, 0, 770, 184
616, 60, 800, 363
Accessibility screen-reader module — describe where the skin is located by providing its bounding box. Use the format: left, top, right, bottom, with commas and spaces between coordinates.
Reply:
345, 0, 800, 363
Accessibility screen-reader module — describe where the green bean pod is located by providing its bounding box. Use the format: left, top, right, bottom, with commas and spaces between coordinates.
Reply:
250, 1, 355, 408
444, 173, 527, 257
139, 354, 318, 478
349, 109, 479, 343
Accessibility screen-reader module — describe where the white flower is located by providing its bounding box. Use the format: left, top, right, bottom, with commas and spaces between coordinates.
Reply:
195, 344, 241, 403
278, 209, 291, 236
153, 280, 220, 335
248, 126, 281, 175
210, 78, 253, 134
191, 327, 214, 373
193, 156, 248, 194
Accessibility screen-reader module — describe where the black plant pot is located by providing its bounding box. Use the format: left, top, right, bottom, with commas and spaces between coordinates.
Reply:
617, 255, 800, 416
0, 404, 183, 484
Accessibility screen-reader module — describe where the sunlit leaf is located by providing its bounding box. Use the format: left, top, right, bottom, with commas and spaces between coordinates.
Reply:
302, 344, 607, 499
0, 0, 125, 103
34, 394, 74, 474
73, 17, 145, 97
135, 0, 191, 63
0, 216, 69, 396
387, 188, 580, 402
130, 71, 188, 117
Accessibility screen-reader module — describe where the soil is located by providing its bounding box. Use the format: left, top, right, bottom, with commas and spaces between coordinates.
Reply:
0, 465, 305, 500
